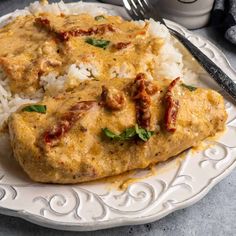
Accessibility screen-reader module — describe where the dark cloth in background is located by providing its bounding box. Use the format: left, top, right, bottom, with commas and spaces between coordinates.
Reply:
211, 0, 236, 44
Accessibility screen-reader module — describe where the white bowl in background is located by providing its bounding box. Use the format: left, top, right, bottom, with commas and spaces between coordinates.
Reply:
156, 0, 215, 29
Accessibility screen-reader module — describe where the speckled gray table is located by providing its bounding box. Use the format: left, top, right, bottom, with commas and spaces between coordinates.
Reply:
0, 1, 236, 235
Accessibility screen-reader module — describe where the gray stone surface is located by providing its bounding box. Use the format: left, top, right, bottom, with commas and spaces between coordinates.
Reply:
0, 1, 236, 235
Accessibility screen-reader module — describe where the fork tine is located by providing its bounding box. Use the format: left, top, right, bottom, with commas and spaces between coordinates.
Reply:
143, 0, 167, 25
130, 0, 145, 20
123, 0, 131, 11
142, 0, 153, 11
131, 0, 145, 18
126, 0, 146, 20
137, 0, 151, 13
131, 0, 152, 20
130, 0, 146, 19
135, 0, 166, 24
123, 0, 140, 20
140, 0, 161, 20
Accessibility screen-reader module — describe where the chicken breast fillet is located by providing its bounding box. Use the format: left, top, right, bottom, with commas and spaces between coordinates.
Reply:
8, 75, 227, 183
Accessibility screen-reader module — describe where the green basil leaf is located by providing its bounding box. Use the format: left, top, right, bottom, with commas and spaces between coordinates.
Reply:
22, 105, 47, 114
95, 15, 105, 21
135, 124, 154, 141
102, 128, 119, 140
102, 125, 154, 142
85, 38, 110, 49
181, 83, 197, 92
120, 127, 136, 140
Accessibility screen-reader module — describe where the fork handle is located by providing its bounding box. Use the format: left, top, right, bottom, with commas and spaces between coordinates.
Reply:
170, 28, 236, 102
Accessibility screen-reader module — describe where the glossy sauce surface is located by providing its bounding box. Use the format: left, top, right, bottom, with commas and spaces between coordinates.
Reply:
0, 13, 163, 95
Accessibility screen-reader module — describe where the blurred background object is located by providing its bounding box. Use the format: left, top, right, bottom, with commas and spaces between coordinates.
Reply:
153, 0, 215, 29
211, 0, 236, 45
99, 0, 215, 29
99, 0, 236, 44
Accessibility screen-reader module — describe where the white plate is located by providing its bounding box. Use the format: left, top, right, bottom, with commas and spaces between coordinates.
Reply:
0, 2, 236, 232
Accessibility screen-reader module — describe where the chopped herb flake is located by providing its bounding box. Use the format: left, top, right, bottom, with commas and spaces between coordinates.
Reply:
95, 15, 105, 21
102, 125, 154, 142
22, 105, 47, 114
120, 127, 137, 140
85, 37, 110, 49
135, 124, 155, 142
102, 128, 119, 140
181, 83, 197, 91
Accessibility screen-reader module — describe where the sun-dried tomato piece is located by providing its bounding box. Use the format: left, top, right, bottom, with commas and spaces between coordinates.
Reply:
43, 101, 96, 147
113, 42, 131, 50
100, 86, 125, 111
130, 73, 154, 129
35, 17, 115, 41
164, 78, 180, 132
35, 17, 52, 31
59, 24, 115, 41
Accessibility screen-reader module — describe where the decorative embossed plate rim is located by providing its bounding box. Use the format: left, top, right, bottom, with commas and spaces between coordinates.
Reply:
0, 2, 235, 232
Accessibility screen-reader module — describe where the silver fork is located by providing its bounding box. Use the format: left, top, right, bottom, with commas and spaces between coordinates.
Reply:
123, 0, 236, 103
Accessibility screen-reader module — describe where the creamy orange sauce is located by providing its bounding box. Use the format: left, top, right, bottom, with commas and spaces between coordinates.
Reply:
103, 151, 188, 190
0, 13, 163, 96
108, 130, 225, 191
0, 8, 227, 185
192, 129, 226, 153
8, 77, 227, 184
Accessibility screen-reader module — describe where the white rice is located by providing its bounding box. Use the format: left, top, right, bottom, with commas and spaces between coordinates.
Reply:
40, 72, 66, 96
0, 69, 40, 126
0, 1, 197, 127
110, 62, 135, 79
